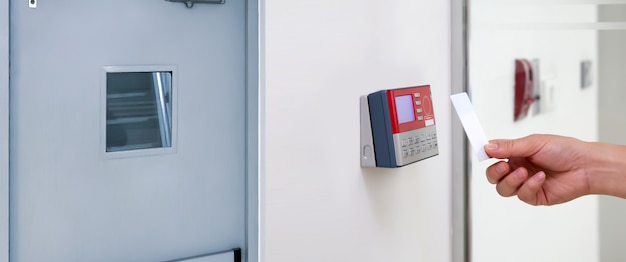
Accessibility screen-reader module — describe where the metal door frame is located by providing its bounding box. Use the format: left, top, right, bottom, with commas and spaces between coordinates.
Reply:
0, 0, 8, 261
246, 1, 261, 261
0, 0, 260, 261
451, 0, 470, 261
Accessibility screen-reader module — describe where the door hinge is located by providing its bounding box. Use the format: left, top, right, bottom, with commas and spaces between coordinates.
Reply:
165, 0, 225, 8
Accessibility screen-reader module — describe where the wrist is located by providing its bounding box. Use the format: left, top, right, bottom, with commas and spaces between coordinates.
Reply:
586, 142, 626, 198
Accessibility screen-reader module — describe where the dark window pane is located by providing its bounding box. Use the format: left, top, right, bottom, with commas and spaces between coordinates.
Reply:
106, 72, 172, 152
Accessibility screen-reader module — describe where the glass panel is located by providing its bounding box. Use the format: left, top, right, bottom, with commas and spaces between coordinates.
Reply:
106, 72, 173, 152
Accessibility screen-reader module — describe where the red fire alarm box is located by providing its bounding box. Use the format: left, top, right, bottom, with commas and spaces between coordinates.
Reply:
514, 59, 536, 121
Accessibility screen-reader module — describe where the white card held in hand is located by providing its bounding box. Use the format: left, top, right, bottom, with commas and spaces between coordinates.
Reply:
450, 92, 490, 161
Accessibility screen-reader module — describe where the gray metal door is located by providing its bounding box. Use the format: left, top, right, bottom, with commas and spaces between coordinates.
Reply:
9, 1, 248, 261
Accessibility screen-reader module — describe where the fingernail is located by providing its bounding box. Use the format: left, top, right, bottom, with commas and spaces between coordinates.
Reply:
486, 144, 499, 151
515, 169, 526, 180
534, 172, 546, 182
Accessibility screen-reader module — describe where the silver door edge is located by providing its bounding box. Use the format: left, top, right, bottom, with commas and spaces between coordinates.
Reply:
0, 0, 8, 260
247, 0, 261, 262
451, 0, 470, 261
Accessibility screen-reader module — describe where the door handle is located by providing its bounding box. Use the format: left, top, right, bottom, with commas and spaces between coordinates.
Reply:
166, 0, 225, 8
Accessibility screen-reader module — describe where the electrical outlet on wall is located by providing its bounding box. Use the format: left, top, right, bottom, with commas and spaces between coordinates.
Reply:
581, 60, 593, 89
532, 59, 541, 116
540, 78, 556, 113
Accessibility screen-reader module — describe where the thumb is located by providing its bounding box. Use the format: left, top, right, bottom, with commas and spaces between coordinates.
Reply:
485, 136, 540, 159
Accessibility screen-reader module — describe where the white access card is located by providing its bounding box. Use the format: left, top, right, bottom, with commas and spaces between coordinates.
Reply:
450, 92, 490, 161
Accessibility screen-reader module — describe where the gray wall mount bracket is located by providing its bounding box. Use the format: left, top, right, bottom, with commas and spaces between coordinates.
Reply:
360, 96, 376, 168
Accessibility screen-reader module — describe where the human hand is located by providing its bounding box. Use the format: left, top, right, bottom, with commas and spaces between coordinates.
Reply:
484, 134, 591, 206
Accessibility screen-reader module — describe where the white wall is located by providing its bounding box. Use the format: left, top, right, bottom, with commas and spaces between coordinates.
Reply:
469, 3, 599, 262
262, 1, 453, 261
597, 5, 626, 262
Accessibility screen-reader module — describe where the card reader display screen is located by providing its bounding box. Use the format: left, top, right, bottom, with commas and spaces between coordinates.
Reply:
395, 95, 415, 124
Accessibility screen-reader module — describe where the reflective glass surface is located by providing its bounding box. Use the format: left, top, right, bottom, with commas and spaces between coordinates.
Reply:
106, 72, 172, 152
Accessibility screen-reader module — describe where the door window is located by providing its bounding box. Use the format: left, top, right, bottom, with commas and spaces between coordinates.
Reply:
105, 69, 174, 153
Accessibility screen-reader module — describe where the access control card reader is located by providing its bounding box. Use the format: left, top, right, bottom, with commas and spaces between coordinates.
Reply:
360, 85, 439, 168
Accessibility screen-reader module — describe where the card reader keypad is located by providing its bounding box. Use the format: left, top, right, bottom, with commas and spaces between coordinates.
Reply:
393, 125, 439, 166
401, 132, 437, 157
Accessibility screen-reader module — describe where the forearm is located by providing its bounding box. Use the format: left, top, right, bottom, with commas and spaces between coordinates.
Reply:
587, 142, 626, 198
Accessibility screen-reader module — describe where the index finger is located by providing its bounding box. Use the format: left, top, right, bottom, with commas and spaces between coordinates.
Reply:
486, 161, 510, 184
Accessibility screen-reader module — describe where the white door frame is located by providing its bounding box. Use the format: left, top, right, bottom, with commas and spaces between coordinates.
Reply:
0, 1, 260, 261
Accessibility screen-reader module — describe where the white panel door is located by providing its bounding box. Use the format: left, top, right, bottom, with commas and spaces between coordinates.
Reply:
9, 0, 248, 261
